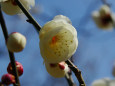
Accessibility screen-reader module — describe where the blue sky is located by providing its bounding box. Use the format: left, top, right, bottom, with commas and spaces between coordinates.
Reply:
0, 0, 115, 86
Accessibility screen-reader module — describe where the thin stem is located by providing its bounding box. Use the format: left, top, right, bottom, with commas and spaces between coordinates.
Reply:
65, 71, 76, 86
0, 82, 4, 86
65, 56, 76, 86
101, 0, 110, 6
65, 60, 86, 86
0, 6, 20, 86
14, 0, 41, 32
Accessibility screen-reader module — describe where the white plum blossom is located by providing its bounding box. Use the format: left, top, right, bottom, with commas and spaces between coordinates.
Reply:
39, 15, 78, 63
45, 61, 69, 78
92, 5, 115, 29
7, 32, 26, 52
92, 78, 115, 86
0, 0, 35, 15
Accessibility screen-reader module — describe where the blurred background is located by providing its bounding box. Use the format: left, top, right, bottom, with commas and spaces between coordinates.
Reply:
0, 0, 115, 86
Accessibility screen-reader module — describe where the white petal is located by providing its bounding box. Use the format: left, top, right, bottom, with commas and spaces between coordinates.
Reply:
53, 15, 72, 24
99, 5, 111, 17
0, 0, 8, 2
39, 19, 78, 63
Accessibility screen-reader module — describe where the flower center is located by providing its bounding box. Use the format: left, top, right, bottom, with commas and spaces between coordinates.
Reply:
101, 14, 112, 25
51, 36, 58, 44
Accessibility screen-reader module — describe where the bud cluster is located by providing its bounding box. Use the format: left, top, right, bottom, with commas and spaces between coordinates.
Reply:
0, 32, 25, 85
1, 61, 23, 85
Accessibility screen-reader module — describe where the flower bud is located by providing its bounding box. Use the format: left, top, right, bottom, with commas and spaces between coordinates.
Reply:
7, 32, 26, 52
39, 15, 78, 63
1, 74, 15, 85
45, 61, 69, 78
0, 0, 35, 15
7, 61, 23, 76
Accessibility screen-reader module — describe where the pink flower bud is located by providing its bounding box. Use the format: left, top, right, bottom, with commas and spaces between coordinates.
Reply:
7, 61, 23, 76
1, 74, 15, 85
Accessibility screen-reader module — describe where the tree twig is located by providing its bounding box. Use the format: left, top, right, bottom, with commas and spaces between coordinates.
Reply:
101, 0, 110, 7
65, 60, 86, 86
65, 56, 76, 86
14, 0, 86, 86
0, 82, 4, 86
65, 71, 76, 86
14, 0, 41, 32
0, 6, 20, 86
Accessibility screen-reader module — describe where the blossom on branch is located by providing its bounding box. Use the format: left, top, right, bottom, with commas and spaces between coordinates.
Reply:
92, 5, 115, 29
0, 0, 35, 15
45, 61, 69, 78
39, 15, 78, 63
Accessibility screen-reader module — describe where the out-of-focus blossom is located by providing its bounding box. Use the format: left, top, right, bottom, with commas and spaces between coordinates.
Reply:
92, 78, 115, 86
92, 5, 115, 29
0, 0, 35, 15
7, 32, 26, 52
39, 15, 78, 63
45, 61, 69, 78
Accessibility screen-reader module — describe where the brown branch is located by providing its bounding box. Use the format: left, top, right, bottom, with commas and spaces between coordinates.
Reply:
14, 0, 41, 33
101, 0, 111, 7
65, 60, 86, 86
0, 82, 4, 86
65, 71, 76, 86
0, 6, 20, 86
65, 56, 76, 86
